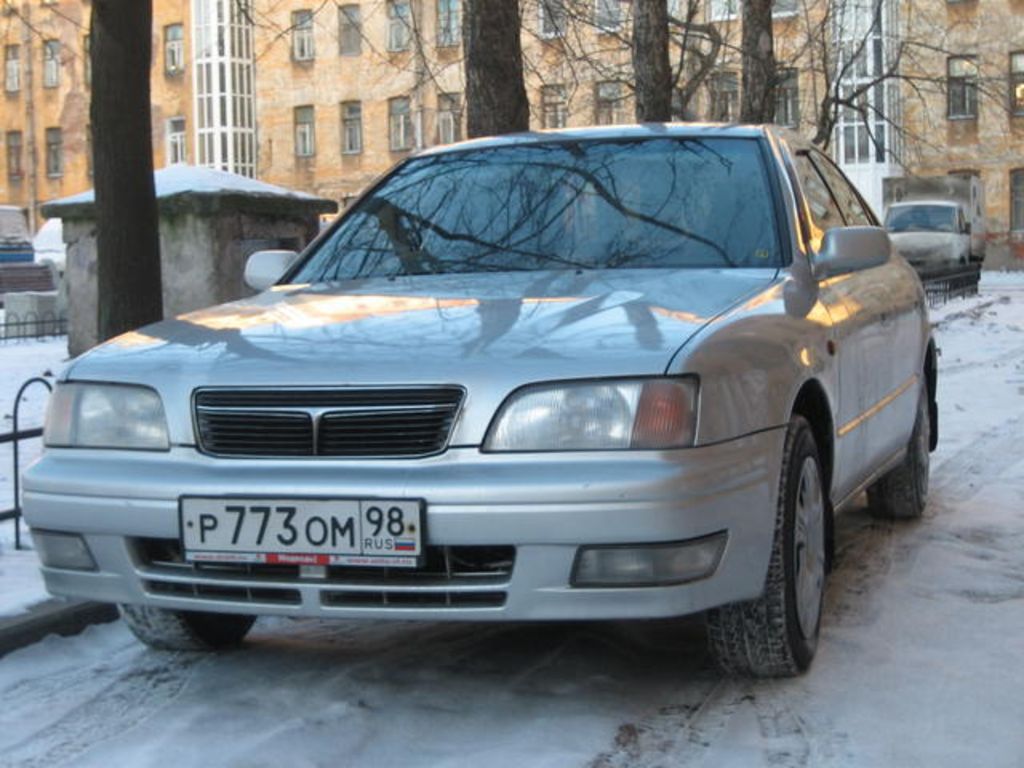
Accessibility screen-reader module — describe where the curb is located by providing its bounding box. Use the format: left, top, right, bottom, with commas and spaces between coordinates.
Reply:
0, 599, 119, 657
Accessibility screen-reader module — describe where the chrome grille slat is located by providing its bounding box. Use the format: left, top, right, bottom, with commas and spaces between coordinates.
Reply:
194, 387, 464, 458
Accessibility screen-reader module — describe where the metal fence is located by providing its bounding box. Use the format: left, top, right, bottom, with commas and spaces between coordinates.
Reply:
918, 263, 981, 308
0, 378, 52, 549
1, 311, 67, 343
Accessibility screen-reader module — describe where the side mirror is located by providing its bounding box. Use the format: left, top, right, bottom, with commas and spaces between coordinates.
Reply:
812, 226, 891, 280
244, 250, 299, 292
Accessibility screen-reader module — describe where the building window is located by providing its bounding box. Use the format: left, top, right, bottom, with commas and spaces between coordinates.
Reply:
708, 71, 739, 122
594, 0, 621, 31
775, 68, 799, 127
541, 85, 568, 128
594, 81, 625, 125
708, 0, 738, 20
83, 34, 91, 86
294, 106, 316, 156
42, 40, 60, 88
388, 1, 411, 52
774, 0, 798, 15
437, 92, 462, 144
165, 24, 184, 74
339, 5, 362, 55
947, 56, 978, 119
341, 101, 362, 153
4, 45, 18, 93
45, 127, 62, 177
292, 10, 315, 61
1011, 52, 1024, 117
389, 96, 414, 150
539, 0, 566, 38
437, 0, 460, 47
167, 117, 187, 164
1012, 170, 1024, 232
6, 131, 22, 180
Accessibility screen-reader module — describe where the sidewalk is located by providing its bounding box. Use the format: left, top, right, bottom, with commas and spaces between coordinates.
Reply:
0, 598, 118, 657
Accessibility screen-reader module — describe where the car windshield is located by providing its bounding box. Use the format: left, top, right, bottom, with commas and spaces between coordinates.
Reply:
290, 137, 782, 282
884, 205, 957, 233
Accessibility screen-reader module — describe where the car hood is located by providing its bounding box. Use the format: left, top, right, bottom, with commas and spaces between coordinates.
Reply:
889, 231, 959, 252
68, 269, 775, 445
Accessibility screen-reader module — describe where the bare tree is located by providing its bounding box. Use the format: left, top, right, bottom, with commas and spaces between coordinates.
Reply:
463, 0, 530, 136
632, 0, 673, 120
739, 0, 776, 122
90, 0, 162, 342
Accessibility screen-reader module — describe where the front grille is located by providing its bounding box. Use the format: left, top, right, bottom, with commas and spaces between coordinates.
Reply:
134, 539, 514, 610
194, 387, 464, 458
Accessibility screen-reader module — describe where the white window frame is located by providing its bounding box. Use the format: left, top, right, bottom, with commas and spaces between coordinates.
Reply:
708, 71, 738, 122
594, 0, 621, 31
437, 92, 461, 144
339, 5, 362, 55
775, 68, 800, 127
341, 101, 363, 154
389, 97, 413, 151
708, 0, 738, 21
388, 1, 411, 52
45, 127, 63, 177
6, 131, 23, 180
294, 106, 316, 157
4, 46, 19, 93
539, 0, 566, 39
42, 40, 60, 89
166, 117, 187, 164
773, 0, 799, 17
165, 24, 185, 74
292, 10, 315, 61
437, 0, 460, 47
541, 85, 568, 128
594, 81, 625, 125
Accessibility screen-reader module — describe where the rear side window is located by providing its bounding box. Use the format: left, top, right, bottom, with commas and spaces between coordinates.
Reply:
809, 153, 874, 226
794, 154, 844, 243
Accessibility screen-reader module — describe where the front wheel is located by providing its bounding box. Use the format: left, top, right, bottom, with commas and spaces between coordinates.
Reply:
119, 604, 256, 651
867, 389, 930, 520
706, 416, 827, 677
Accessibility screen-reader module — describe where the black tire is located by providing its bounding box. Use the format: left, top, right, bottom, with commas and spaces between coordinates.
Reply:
706, 416, 827, 677
119, 604, 256, 651
867, 389, 930, 520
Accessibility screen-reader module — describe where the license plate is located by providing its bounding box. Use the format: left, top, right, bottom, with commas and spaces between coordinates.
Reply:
180, 497, 424, 568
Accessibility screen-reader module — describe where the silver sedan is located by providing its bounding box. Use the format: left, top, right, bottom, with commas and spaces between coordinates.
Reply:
24, 125, 935, 676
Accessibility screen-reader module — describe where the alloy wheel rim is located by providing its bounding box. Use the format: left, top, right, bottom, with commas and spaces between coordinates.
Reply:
793, 456, 826, 640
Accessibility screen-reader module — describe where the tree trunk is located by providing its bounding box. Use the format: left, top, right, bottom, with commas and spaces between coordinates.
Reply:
90, 0, 162, 343
739, 0, 776, 123
632, 0, 672, 121
463, 0, 530, 138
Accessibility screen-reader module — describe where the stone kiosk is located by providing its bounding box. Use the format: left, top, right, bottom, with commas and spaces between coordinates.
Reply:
41, 165, 337, 356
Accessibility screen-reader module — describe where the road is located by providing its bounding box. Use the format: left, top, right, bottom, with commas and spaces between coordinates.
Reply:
1, 289, 1022, 768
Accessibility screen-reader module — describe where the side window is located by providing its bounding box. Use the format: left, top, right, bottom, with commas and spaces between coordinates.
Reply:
794, 154, 844, 242
809, 153, 874, 226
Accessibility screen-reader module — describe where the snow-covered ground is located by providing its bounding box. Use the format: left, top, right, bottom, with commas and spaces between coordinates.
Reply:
1, 277, 1024, 767
0, 338, 69, 615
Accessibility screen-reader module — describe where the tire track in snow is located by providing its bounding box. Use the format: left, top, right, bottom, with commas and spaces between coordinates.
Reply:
0, 652, 203, 768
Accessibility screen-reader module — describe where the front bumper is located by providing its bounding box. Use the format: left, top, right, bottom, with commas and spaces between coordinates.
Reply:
22, 429, 784, 621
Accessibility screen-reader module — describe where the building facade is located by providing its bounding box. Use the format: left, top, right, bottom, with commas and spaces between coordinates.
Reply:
1, 0, 1022, 263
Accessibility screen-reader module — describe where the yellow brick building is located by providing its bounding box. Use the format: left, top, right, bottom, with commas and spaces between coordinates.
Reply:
1, 0, 1022, 263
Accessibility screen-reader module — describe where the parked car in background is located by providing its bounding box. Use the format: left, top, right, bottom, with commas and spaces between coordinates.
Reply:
883, 174, 985, 267
24, 125, 937, 677
0, 205, 33, 264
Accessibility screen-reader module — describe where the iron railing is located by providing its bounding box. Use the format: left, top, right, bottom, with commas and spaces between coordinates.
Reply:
917, 263, 981, 308
0, 377, 52, 549
0, 311, 67, 343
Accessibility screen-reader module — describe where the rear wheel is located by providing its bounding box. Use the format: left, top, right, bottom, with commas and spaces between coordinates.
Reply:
867, 389, 930, 520
706, 416, 826, 677
119, 604, 255, 651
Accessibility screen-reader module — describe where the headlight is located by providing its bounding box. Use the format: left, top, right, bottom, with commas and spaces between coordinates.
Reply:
44, 382, 170, 450
484, 377, 698, 452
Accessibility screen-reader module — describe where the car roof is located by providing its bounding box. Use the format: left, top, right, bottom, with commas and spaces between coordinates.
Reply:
417, 123, 787, 157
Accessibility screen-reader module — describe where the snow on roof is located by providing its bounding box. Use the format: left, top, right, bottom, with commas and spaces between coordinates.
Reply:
48, 164, 326, 207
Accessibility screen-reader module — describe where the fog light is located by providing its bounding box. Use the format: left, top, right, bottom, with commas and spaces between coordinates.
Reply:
572, 532, 726, 587
32, 530, 97, 571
